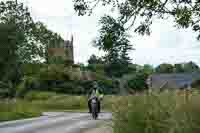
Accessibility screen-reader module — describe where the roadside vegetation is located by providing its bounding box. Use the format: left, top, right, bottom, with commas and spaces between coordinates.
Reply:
1, 1, 200, 133
0, 91, 116, 122
112, 90, 200, 133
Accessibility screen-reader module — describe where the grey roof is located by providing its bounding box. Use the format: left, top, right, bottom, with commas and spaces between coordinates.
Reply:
148, 72, 200, 89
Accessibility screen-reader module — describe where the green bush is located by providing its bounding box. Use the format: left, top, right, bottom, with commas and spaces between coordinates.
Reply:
128, 72, 148, 91
16, 76, 39, 97
22, 63, 46, 76
0, 81, 15, 98
191, 79, 200, 89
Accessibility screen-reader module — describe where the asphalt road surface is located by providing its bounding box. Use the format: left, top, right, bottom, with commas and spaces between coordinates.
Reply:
0, 112, 112, 133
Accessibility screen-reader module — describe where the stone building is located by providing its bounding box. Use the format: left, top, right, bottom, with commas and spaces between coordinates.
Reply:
47, 35, 74, 64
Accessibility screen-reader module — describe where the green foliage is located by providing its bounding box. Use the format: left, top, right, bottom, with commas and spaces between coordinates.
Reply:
0, 1, 64, 98
0, 23, 23, 84
126, 64, 153, 92
93, 73, 117, 94
0, 1, 63, 63
174, 63, 185, 73
184, 61, 199, 72
16, 76, 39, 97
73, 0, 200, 40
0, 81, 16, 98
191, 79, 200, 89
113, 91, 200, 133
87, 64, 105, 74
88, 54, 104, 64
155, 63, 174, 73
93, 15, 133, 78
158, 62, 199, 73
22, 63, 47, 76
39, 64, 70, 81
128, 72, 148, 91
143, 64, 154, 75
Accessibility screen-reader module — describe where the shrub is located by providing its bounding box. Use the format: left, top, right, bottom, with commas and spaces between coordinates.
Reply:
0, 81, 15, 98
191, 79, 200, 89
128, 72, 148, 91
16, 76, 39, 98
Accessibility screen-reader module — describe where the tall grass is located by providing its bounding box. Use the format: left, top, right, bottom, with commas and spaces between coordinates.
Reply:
113, 90, 200, 133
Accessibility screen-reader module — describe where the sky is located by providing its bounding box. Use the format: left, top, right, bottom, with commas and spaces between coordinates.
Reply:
16, 0, 200, 66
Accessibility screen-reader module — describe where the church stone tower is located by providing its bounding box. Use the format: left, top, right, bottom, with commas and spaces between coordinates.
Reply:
64, 35, 74, 64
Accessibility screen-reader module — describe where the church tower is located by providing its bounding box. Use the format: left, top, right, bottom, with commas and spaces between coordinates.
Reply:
64, 34, 74, 64
70, 35, 74, 63
47, 34, 74, 64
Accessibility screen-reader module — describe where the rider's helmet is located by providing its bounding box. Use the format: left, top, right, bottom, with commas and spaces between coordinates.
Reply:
93, 81, 98, 90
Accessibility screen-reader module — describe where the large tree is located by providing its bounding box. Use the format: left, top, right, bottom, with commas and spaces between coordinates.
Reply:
0, 1, 63, 63
0, 23, 24, 81
74, 0, 200, 39
0, 23, 25, 97
93, 15, 133, 77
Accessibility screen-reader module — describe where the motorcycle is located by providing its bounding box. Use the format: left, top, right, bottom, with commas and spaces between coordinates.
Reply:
90, 96, 99, 120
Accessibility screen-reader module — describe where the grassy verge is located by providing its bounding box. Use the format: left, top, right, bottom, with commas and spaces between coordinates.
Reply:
0, 100, 41, 122
0, 91, 114, 122
112, 90, 200, 133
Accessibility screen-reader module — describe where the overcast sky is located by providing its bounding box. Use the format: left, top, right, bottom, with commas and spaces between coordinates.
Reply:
17, 0, 200, 66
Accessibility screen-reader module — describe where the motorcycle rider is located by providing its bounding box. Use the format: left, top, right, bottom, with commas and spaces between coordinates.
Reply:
88, 81, 103, 113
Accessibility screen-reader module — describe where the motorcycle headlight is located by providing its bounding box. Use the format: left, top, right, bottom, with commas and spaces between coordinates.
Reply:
91, 99, 97, 103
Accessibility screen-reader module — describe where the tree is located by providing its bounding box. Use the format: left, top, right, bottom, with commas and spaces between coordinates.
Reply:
128, 72, 148, 92
184, 61, 199, 72
93, 15, 133, 77
73, 0, 200, 40
155, 63, 174, 73
88, 54, 104, 64
0, 23, 23, 81
174, 63, 185, 73
142, 64, 154, 75
0, 23, 25, 97
0, 1, 63, 63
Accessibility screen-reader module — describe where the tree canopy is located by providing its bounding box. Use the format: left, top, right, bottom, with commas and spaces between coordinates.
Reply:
74, 0, 200, 39
155, 63, 174, 73
92, 15, 133, 77
0, 1, 63, 63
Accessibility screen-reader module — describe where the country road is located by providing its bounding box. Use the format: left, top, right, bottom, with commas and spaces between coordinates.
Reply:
0, 112, 112, 133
